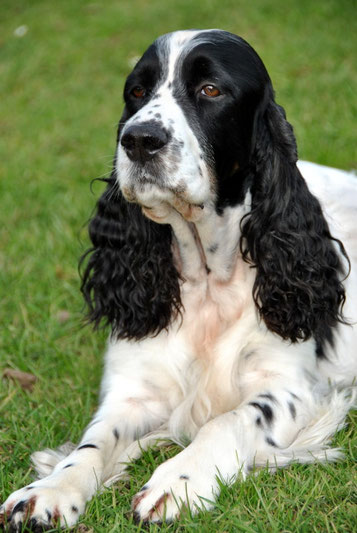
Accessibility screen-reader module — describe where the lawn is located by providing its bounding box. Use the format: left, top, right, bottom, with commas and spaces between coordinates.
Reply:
0, 0, 356, 531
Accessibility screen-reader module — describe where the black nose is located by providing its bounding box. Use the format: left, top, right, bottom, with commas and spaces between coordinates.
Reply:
121, 123, 169, 163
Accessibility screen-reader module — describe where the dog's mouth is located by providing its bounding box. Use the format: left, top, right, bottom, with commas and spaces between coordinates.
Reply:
143, 200, 205, 223
122, 182, 205, 223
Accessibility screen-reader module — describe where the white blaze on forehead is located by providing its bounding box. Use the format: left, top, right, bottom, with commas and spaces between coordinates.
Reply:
157, 30, 202, 84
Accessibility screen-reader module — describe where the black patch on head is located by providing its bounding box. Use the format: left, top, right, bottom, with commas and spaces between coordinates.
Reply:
170, 30, 268, 211
180, 474, 189, 480
249, 402, 274, 424
122, 42, 164, 118
77, 444, 99, 450
265, 436, 278, 447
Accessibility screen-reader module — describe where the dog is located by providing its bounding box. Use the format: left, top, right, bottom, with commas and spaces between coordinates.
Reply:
1, 29, 356, 530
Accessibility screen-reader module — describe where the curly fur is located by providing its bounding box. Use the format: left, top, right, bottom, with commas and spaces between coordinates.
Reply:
80, 174, 182, 340
240, 99, 349, 346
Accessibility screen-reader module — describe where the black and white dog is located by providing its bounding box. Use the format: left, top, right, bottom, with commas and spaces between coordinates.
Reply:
2, 29, 356, 530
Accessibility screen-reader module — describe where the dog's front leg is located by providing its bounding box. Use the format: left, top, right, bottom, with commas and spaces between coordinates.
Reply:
132, 375, 345, 523
0, 339, 174, 531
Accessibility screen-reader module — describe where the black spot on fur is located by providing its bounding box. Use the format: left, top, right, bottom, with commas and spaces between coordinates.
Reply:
208, 243, 218, 254
249, 402, 274, 424
288, 391, 300, 401
113, 428, 120, 441
266, 436, 278, 447
288, 401, 296, 420
46, 509, 52, 521
77, 444, 99, 450
63, 463, 74, 469
12, 500, 26, 515
71, 506, 79, 513
258, 393, 276, 402
256, 416, 262, 427
180, 474, 189, 480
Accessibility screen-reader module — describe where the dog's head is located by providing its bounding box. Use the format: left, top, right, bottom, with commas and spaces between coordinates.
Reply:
116, 30, 273, 217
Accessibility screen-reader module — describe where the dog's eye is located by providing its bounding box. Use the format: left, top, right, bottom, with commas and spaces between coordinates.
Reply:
200, 85, 221, 98
131, 86, 146, 99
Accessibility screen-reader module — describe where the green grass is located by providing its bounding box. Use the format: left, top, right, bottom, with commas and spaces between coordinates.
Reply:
0, 0, 356, 531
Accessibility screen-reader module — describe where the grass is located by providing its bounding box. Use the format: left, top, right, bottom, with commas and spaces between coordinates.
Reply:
0, 0, 356, 531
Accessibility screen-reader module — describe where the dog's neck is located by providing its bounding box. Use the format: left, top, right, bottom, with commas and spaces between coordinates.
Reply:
142, 198, 251, 282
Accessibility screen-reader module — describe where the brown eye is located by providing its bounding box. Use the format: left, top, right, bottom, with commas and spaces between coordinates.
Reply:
201, 85, 221, 97
131, 86, 146, 98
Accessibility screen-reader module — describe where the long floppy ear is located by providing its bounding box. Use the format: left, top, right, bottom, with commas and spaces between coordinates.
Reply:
241, 93, 348, 349
80, 172, 182, 340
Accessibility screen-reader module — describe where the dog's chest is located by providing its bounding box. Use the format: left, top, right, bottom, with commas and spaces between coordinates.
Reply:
181, 260, 254, 360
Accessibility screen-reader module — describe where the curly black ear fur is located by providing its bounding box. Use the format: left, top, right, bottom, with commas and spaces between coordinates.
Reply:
80, 172, 182, 340
241, 92, 348, 348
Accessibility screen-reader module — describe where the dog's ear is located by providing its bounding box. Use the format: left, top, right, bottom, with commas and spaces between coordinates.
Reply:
80, 172, 182, 340
241, 95, 348, 348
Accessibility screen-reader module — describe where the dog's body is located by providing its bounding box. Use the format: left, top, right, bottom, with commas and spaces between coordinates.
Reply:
2, 30, 356, 529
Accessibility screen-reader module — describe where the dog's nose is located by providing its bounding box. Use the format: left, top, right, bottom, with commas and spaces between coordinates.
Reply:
121, 123, 169, 163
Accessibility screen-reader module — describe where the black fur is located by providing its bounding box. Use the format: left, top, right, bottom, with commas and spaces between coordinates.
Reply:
81, 174, 182, 340
249, 402, 274, 424
77, 444, 99, 450
240, 94, 348, 347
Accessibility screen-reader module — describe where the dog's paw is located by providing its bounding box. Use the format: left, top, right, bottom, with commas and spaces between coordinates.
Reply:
132, 452, 218, 522
0, 481, 85, 531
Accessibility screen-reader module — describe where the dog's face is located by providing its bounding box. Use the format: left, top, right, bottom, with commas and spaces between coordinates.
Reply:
116, 30, 271, 218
